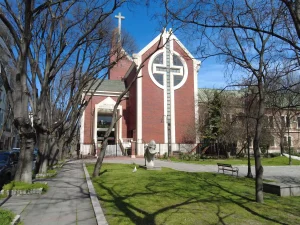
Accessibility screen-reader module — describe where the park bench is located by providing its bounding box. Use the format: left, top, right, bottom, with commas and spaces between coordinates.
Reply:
217, 163, 239, 177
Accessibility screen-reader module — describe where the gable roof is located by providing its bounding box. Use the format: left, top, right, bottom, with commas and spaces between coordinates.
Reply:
198, 88, 243, 103
87, 79, 126, 93
137, 28, 200, 65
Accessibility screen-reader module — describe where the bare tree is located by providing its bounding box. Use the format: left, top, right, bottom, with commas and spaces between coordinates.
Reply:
0, 0, 135, 183
163, 0, 297, 203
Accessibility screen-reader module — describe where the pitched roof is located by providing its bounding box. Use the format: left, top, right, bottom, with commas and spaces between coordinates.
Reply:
88, 79, 125, 93
198, 88, 243, 102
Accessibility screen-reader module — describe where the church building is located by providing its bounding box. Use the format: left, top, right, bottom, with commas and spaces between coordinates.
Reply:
80, 27, 201, 158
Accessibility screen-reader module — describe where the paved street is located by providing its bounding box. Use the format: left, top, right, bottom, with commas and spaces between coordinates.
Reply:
1, 160, 97, 225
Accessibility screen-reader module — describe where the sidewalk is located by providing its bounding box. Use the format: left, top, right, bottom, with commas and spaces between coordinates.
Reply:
94, 157, 300, 184
1, 160, 98, 225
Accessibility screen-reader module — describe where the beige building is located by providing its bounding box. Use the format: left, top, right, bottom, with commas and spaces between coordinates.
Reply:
198, 88, 300, 155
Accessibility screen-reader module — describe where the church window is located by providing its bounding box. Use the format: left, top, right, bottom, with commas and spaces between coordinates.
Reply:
149, 49, 188, 89
153, 53, 163, 64
173, 55, 184, 86
151, 52, 186, 87
152, 53, 164, 85
173, 54, 182, 66
153, 74, 164, 85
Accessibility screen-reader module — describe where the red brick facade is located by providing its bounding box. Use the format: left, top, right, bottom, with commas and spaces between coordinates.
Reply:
173, 40, 196, 143
141, 40, 165, 143
81, 30, 200, 156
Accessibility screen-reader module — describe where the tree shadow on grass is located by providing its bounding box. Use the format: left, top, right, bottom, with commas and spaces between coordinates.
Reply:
96, 180, 236, 225
203, 176, 290, 225
98, 169, 108, 176
94, 168, 297, 225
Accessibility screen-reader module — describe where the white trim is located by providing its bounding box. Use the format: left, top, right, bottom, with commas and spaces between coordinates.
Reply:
169, 39, 175, 144
80, 94, 85, 148
136, 54, 143, 152
172, 35, 197, 62
148, 50, 165, 89
89, 93, 128, 97
122, 48, 134, 61
86, 91, 129, 97
271, 135, 276, 148
194, 60, 201, 143
138, 30, 165, 56
94, 97, 123, 143
118, 108, 123, 142
284, 135, 293, 147
164, 82, 168, 143
94, 107, 97, 145
170, 71, 176, 144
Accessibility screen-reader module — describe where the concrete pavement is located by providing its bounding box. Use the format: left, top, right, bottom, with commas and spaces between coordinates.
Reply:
1, 160, 97, 225
99, 157, 300, 184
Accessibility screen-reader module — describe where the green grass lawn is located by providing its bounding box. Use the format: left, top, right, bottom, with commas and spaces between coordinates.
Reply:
0, 208, 16, 225
87, 163, 300, 225
166, 156, 300, 166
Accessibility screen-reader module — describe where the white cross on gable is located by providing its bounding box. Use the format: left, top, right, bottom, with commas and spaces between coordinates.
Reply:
115, 12, 125, 41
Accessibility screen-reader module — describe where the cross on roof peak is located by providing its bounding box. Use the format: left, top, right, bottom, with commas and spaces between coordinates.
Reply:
115, 12, 125, 42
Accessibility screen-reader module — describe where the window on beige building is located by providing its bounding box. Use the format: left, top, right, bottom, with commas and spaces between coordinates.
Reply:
268, 116, 274, 128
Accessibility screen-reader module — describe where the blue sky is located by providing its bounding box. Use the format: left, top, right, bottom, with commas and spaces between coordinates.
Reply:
117, 3, 228, 89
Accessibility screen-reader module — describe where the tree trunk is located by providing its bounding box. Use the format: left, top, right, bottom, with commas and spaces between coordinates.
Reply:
14, 134, 35, 183
93, 139, 108, 177
49, 138, 58, 167
253, 135, 264, 203
58, 139, 65, 161
36, 132, 49, 174
280, 137, 284, 155
253, 79, 265, 203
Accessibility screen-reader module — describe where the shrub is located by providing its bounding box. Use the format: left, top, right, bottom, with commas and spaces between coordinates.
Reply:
178, 152, 184, 159
269, 153, 281, 158
163, 152, 168, 159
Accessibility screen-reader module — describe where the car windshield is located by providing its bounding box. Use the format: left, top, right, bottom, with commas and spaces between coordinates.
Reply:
0, 154, 9, 163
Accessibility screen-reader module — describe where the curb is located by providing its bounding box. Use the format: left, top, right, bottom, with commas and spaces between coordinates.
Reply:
11, 214, 20, 225
83, 163, 108, 225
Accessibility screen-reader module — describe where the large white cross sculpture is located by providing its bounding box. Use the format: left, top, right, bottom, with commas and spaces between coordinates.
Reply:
152, 56, 184, 85
115, 12, 125, 42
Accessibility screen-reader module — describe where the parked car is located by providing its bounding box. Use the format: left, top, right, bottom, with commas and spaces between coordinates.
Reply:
0, 151, 19, 185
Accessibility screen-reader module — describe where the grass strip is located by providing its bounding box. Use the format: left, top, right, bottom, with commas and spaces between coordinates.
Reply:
3, 181, 48, 193
167, 156, 300, 166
